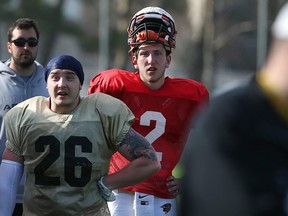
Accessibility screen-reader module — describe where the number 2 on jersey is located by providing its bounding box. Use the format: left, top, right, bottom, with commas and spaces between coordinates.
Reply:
140, 111, 166, 161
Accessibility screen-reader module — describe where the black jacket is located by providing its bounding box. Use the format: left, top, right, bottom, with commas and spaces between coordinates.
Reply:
180, 76, 288, 216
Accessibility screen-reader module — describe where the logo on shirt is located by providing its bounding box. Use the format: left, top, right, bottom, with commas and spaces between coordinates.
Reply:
161, 203, 172, 214
138, 194, 149, 199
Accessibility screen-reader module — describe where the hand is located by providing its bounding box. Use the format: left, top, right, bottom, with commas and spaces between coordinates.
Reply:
166, 175, 181, 196
97, 176, 116, 202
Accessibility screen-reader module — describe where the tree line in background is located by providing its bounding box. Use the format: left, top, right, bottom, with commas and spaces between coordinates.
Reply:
0, 0, 286, 90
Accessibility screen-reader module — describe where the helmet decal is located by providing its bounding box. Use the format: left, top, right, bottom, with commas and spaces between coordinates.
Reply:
127, 7, 177, 55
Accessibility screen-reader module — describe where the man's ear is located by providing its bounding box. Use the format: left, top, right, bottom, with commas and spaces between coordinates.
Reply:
7, 42, 12, 54
130, 55, 138, 70
165, 55, 172, 69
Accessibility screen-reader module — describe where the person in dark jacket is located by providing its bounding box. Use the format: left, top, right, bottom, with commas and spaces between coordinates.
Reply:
179, 2, 288, 216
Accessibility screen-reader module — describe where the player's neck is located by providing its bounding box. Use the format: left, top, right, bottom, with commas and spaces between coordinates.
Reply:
140, 75, 165, 90
48, 97, 81, 114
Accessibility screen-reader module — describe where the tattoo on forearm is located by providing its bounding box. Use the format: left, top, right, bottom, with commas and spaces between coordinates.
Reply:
120, 129, 158, 161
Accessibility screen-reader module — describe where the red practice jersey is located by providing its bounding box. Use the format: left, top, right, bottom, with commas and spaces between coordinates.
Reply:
88, 69, 209, 198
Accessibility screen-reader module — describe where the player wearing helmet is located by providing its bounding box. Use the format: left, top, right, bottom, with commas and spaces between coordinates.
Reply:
88, 7, 209, 216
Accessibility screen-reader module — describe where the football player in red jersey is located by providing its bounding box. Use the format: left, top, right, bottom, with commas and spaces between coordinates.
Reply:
88, 7, 209, 216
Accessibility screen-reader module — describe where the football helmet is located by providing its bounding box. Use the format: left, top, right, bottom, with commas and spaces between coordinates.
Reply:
127, 7, 177, 55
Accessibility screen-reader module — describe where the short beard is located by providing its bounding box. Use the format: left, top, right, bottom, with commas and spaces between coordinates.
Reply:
14, 58, 35, 68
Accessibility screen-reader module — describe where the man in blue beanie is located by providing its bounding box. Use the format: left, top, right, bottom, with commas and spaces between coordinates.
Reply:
44, 55, 84, 85
0, 54, 161, 216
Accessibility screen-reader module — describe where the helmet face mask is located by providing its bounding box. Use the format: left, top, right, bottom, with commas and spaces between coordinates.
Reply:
127, 7, 177, 55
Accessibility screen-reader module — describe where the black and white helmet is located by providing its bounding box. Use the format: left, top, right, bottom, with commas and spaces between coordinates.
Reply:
127, 7, 177, 55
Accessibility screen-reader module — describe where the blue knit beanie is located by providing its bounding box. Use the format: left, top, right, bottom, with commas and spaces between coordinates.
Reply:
45, 55, 84, 85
